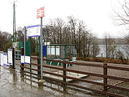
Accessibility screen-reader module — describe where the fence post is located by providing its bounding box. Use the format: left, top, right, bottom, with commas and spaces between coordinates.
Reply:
20, 48, 24, 78
63, 60, 67, 92
103, 63, 108, 91
37, 57, 41, 83
12, 48, 15, 69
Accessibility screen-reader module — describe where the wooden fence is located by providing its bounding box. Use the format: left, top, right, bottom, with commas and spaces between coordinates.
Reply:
20, 56, 129, 97
20, 56, 40, 85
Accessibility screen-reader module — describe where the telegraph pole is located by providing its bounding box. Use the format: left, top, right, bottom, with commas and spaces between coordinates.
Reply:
12, 1, 16, 69
13, 2, 16, 41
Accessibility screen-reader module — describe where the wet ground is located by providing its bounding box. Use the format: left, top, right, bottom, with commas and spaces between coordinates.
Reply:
6, 60, 129, 97
0, 66, 102, 97
2, 60, 128, 97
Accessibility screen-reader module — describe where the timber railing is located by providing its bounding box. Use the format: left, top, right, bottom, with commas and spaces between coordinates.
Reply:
20, 56, 129, 97
20, 56, 40, 85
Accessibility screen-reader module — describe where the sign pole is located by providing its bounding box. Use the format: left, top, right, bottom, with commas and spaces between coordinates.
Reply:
37, 7, 45, 88
24, 27, 26, 63
12, 47, 15, 69
40, 17, 43, 79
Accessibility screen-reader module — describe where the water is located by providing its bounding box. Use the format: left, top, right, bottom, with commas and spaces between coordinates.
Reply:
97, 45, 129, 58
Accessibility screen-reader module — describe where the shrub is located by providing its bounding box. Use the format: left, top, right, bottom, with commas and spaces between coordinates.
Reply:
77, 57, 129, 64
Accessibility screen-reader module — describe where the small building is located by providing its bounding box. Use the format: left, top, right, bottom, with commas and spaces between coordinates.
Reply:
43, 44, 77, 66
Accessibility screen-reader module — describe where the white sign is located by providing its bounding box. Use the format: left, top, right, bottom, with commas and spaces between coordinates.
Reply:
37, 7, 45, 18
13, 42, 18, 48
21, 56, 30, 64
72, 57, 76, 61
2, 53, 8, 66
1, 53, 4, 66
0, 52, 3, 66
26, 25, 40, 37
8, 49, 13, 65
3, 54, 8, 66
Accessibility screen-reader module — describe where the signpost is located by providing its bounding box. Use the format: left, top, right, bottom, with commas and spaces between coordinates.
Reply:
37, 7, 44, 81
20, 7, 45, 86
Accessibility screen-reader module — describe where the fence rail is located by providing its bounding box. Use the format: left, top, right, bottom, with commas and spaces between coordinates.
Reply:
20, 56, 41, 85
20, 56, 129, 97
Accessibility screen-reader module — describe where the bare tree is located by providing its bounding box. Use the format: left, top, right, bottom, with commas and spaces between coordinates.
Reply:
56, 18, 64, 44
116, 0, 129, 25
43, 17, 100, 58
67, 16, 77, 44
115, 0, 129, 58
104, 35, 118, 58
0, 31, 12, 51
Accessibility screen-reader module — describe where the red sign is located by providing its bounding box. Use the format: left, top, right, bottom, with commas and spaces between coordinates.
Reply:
37, 7, 44, 18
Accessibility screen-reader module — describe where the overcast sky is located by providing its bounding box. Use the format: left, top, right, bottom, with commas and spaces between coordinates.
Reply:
0, 0, 128, 38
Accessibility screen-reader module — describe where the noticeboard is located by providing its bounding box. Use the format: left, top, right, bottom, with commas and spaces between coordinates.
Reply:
8, 49, 12, 65
3, 53, 8, 66
21, 56, 30, 64
0, 52, 3, 66
26, 25, 40, 37
0, 53, 9, 66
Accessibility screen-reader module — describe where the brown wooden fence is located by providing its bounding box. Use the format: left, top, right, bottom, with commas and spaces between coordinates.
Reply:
20, 56, 40, 85
21, 56, 129, 97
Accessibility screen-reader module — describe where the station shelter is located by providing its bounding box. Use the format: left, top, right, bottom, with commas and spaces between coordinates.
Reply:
43, 44, 77, 66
